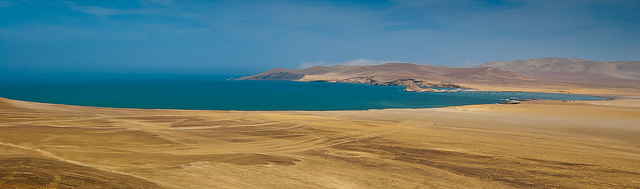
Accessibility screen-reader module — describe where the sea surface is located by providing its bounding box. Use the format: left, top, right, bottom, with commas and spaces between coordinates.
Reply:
0, 75, 606, 111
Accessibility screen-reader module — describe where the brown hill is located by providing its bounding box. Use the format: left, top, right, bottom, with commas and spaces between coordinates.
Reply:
239, 58, 640, 94
239, 63, 532, 88
477, 57, 640, 84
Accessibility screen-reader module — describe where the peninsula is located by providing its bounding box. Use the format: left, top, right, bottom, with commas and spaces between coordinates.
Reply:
240, 57, 640, 95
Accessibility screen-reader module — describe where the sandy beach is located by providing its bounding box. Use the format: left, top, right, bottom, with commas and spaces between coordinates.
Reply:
1, 95, 639, 188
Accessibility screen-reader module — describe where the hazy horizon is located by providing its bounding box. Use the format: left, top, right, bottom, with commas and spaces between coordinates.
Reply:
1, 0, 639, 76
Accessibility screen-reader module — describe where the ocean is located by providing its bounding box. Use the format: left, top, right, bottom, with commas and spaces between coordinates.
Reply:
0, 75, 606, 111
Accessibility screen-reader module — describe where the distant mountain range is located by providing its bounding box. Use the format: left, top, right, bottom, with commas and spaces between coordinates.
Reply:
239, 57, 639, 90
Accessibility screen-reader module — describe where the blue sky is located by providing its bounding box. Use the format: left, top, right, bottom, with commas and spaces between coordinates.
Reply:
0, 0, 638, 75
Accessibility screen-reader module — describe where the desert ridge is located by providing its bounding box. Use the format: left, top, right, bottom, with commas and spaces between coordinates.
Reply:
1, 96, 639, 188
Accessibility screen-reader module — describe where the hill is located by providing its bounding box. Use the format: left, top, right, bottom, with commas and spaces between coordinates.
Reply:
477, 57, 640, 84
240, 57, 640, 94
239, 63, 531, 89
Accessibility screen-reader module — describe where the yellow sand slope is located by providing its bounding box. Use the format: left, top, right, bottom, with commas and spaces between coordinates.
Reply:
1, 97, 639, 188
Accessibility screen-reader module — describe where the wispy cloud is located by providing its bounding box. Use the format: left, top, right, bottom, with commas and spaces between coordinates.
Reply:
64, 1, 199, 19
0, 0, 16, 7
299, 59, 402, 69
67, 4, 161, 16
143, 0, 176, 7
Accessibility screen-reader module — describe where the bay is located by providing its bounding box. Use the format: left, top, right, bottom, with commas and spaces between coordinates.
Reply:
0, 75, 606, 111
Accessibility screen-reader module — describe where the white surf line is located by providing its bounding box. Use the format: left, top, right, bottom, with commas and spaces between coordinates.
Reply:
0, 141, 143, 179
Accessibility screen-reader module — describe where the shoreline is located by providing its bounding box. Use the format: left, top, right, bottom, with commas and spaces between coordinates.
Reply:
0, 79, 623, 112
245, 79, 628, 100
0, 92, 613, 112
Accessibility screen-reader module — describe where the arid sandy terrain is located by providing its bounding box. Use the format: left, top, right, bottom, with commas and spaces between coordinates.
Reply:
1, 94, 639, 188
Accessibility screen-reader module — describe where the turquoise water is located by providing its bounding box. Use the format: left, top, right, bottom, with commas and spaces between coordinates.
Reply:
0, 76, 607, 111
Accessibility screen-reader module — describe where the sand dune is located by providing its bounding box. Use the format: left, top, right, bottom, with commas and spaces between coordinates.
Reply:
1, 97, 639, 188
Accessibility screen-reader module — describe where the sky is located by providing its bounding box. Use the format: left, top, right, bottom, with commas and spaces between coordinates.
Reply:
0, 0, 639, 76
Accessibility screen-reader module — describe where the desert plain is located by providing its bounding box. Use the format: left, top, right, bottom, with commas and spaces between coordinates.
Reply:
1, 89, 639, 188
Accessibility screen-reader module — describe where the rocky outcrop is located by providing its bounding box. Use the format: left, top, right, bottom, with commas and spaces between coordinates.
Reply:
404, 83, 448, 92
404, 83, 424, 92
403, 84, 433, 92
308, 76, 468, 89
309, 76, 377, 84
377, 78, 468, 89
336, 76, 377, 84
